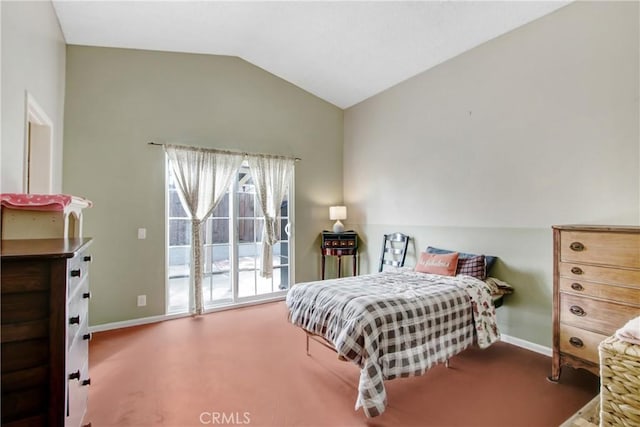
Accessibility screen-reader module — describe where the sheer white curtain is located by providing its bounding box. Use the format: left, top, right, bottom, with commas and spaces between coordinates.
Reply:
247, 155, 295, 278
164, 145, 243, 314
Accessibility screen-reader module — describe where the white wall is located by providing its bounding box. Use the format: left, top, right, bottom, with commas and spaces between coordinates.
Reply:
1, 1, 66, 193
344, 1, 639, 347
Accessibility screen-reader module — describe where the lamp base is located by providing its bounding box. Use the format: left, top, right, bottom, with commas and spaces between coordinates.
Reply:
332, 220, 344, 233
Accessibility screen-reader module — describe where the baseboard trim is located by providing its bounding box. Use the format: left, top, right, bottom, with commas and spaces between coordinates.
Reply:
88, 296, 286, 333
88, 312, 187, 333
90, 303, 553, 357
501, 333, 552, 357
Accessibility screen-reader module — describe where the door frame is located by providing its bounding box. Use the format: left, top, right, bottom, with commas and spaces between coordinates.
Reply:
24, 92, 54, 194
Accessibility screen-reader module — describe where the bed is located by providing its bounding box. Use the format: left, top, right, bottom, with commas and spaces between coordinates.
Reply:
286, 266, 510, 417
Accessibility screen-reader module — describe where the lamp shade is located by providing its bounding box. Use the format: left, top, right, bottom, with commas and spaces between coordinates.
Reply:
329, 206, 347, 220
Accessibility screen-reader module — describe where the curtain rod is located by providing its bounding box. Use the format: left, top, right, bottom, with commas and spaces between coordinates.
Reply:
148, 142, 301, 162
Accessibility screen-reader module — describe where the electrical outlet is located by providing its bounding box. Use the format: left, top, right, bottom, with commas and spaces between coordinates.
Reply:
137, 295, 147, 307
137, 228, 147, 239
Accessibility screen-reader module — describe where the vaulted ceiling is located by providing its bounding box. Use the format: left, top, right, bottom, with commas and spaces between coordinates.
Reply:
52, 1, 570, 108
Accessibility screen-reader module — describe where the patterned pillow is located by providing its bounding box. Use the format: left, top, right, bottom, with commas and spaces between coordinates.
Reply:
426, 246, 497, 274
415, 252, 459, 276
456, 255, 487, 280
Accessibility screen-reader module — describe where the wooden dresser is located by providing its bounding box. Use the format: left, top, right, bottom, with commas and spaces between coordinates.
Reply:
549, 225, 640, 381
1, 238, 93, 426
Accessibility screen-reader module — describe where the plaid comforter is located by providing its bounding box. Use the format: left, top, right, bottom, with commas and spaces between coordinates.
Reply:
286, 269, 500, 417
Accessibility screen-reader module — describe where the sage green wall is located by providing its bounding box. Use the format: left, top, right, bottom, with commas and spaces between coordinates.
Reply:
343, 2, 640, 347
63, 46, 343, 326
350, 224, 552, 345
1, 0, 66, 192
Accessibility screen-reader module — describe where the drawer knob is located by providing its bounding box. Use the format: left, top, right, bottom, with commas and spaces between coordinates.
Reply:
571, 283, 584, 291
569, 337, 584, 348
570, 267, 583, 275
83, 255, 92, 262
569, 242, 585, 252
569, 305, 586, 316
83, 292, 91, 299
81, 378, 91, 386
83, 333, 93, 341
69, 315, 81, 325
68, 370, 80, 381
70, 269, 81, 278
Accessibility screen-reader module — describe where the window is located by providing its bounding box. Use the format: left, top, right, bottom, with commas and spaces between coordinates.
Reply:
167, 161, 293, 313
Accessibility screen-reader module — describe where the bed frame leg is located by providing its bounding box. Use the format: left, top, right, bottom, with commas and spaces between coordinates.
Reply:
445, 359, 450, 368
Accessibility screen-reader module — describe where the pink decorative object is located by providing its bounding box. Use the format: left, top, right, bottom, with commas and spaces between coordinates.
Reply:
0, 193, 92, 212
1, 193, 93, 239
415, 252, 459, 276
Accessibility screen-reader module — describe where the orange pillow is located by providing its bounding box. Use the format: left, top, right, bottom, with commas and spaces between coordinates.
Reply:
415, 252, 459, 276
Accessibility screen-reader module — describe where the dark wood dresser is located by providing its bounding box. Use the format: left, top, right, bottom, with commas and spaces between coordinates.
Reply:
549, 225, 640, 381
1, 238, 93, 426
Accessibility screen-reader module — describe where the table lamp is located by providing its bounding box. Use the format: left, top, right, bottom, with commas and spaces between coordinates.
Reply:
329, 206, 347, 233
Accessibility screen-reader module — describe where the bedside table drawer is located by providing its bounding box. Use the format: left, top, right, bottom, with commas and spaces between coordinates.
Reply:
325, 239, 356, 248
322, 232, 358, 249
68, 251, 92, 298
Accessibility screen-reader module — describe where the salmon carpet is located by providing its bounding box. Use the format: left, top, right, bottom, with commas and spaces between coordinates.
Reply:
87, 301, 598, 426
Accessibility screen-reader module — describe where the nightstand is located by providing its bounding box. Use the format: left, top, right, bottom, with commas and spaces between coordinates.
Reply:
321, 231, 358, 279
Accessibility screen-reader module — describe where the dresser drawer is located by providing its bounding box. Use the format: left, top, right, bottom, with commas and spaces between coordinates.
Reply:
560, 293, 640, 335
558, 262, 640, 288
68, 252, 91, 298
67, 358, 89, 427
67, 325, 89, 382
67, 368, 89, 427
67, 280, 89, 347
559, 277, 640, 304
67, 319, 90, 425
560, 231, 640, 268
559, 324, 608, 364
67, 336, 89, 427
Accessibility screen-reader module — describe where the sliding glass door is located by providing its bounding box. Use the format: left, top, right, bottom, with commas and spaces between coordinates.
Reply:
166, 161, 293, 314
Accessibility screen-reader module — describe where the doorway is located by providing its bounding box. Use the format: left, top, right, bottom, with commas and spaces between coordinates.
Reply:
24, 93, 53, 194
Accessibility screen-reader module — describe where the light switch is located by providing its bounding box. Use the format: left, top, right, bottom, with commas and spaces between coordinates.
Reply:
137, 228, 147, 239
